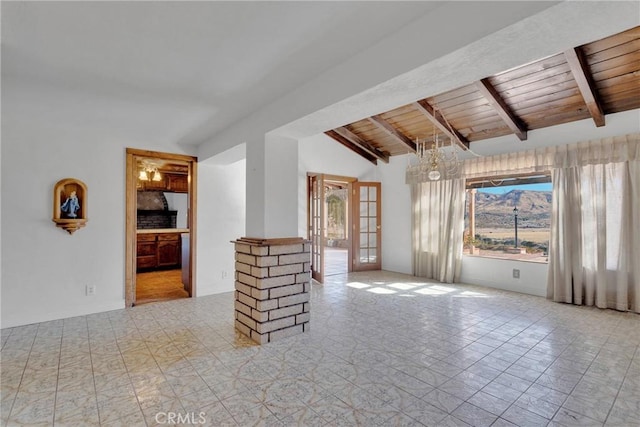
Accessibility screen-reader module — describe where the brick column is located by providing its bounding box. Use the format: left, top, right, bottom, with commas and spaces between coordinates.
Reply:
233, 237, 311, 344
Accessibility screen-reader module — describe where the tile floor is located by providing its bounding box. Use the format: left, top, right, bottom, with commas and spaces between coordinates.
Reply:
324, 248, 348, 277
1, 271, 639, 426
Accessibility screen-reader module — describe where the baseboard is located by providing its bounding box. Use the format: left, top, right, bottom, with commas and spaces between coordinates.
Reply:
1, 300, 126, 329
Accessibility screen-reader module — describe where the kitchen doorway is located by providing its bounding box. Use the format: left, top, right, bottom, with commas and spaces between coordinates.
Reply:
125, 148, 198, 307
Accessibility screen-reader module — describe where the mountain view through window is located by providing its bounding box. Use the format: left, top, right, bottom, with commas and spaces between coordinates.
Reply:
464, 182, 551, 263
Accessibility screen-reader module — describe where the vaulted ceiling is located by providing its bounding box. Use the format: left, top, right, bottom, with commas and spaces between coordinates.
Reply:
0, 1, 442, 146
326, 27, 640, 164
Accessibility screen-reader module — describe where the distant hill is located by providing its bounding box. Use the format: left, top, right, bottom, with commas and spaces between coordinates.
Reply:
465, 190, 552, 229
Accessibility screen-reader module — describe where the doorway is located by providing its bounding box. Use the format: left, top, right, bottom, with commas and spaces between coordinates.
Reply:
125, 148, 198, 307
307, 173, 381, 283
352, 181, 382, 271
324, 178, 351, 277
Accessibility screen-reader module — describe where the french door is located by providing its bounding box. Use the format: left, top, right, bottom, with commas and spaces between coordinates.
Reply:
308, 174, 325, 283
353, 182, 382, 271
308, 175, 381, 282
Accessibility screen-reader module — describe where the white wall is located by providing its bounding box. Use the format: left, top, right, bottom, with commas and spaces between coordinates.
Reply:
1, 113, 246, 327
164, 192, 188, 229
460, 257, 548, 297
0, 116, 197, 328
376, 155, 412, 274
196, 159, 246, 296
297, 133, 377, 238
246, 135, 299, 239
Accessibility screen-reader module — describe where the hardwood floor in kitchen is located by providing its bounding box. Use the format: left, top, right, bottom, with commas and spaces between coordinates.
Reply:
135, 268, 188, 305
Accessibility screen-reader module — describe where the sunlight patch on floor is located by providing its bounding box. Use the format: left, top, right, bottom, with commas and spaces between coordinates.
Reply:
388, 282, 417, 290
414, 287, 449, 295
430, 285, 457, 292
346, 282, 370, 289
347, 277, 491, 299
367, 287, 397, 294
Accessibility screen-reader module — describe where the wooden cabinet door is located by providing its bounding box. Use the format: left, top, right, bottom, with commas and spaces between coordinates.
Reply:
157, 234, 181, 267
167, 174, 189, 193
143, 176, 168, 191
136, 235, 157, 270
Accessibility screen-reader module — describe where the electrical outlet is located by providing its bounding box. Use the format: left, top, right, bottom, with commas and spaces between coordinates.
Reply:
221, 271, 228, 279
86, 285, 96, 296
512, 269, 520, 279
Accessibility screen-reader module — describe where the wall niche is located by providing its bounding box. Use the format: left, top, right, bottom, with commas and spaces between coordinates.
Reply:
52, 178, 88, 235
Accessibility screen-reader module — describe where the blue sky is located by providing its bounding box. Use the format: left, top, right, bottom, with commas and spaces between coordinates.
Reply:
477, 183, 552, 194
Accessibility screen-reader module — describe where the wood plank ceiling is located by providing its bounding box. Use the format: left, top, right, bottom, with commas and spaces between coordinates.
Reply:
326, 27, 640, 164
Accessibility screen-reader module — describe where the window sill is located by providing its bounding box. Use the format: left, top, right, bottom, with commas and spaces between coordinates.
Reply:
462, 253, 548, 264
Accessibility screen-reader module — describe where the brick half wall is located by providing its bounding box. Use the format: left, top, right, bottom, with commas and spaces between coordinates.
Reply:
233, 237, 311, 344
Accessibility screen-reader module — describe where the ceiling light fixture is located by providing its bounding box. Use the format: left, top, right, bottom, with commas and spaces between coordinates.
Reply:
138, 160, 162, 182
406, 108, 462, 183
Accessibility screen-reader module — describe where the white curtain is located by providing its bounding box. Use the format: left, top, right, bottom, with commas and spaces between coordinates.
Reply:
547, 136, 640, 313
462, 134, 639, 178
411, 178, 465, 283
407, 132, 639, 298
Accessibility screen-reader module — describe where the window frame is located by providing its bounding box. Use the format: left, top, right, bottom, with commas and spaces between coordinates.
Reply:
464, 172, 552, 263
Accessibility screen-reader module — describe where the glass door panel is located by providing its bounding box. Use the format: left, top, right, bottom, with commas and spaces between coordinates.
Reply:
353, 182, 381, 271
308, 174, 324, 282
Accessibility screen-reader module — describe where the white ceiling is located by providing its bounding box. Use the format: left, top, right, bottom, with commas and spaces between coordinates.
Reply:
1, 1, 443, 146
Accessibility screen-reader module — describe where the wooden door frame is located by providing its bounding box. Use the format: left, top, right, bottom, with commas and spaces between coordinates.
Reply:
307, 172, 357, 282
352, 181, 382, 271
125, 148, 198, 307
307, 174, 324, 283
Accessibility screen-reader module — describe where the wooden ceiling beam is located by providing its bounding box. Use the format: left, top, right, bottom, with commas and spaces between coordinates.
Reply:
564, 47, 606, 127
367, 115, 417, 152
324, 130, 378, 165
333, 126, 390, 163
413, 100, 470, 150
476, 78, 528, 141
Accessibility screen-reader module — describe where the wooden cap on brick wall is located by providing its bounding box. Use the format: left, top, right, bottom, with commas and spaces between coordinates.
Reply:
232, 237, 310, 246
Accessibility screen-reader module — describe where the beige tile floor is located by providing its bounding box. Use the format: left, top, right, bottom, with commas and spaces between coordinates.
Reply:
1, 271, 639, 426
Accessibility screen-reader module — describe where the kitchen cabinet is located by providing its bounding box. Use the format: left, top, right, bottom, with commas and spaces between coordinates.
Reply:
136, 234, 157, 269
167, 174, 188, 193
140, 175, 168, 191
136, 233, 181, 270
139, 173, 188, 193
157, 234, 181, 267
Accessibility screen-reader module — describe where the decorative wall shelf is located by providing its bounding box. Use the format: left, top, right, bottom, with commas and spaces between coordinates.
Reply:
52, 178, 88, 234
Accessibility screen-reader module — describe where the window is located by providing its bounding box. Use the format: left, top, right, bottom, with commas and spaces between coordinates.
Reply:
464, 174, 551, 263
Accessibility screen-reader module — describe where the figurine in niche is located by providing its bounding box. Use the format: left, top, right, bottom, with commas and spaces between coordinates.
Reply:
60, 191, 80, 218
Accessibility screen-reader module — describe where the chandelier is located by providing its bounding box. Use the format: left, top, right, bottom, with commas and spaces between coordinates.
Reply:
138, 160, 163, 182
406, 132, 461, 183
406, 109, 462, 183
